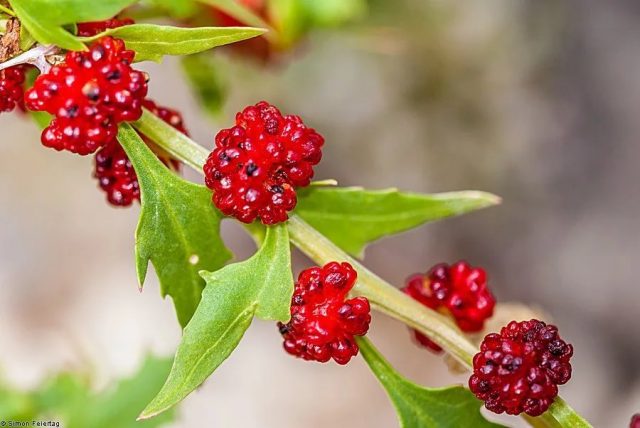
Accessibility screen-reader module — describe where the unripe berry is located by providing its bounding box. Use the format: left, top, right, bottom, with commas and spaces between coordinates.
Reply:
204, 101, 324, 224
25, 37, 148, 155
277, 262, 371, 365
469, 319, 573, 416
402, 261, 496, 353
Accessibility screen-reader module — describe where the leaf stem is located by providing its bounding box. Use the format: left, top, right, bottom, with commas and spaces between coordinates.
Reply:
131, 111, 592, 428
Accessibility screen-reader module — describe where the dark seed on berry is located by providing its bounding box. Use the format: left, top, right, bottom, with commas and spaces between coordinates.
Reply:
246, 162, 258, 176
469, 319, 573, 417
203, 101, 323, 225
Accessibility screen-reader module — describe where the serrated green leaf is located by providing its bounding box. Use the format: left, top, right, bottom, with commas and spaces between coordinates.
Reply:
357, 337, 505, 428
80, 23, 266, 62
117, 124, 232, 328
295, 187, 501, 257
9, 0, 136, 50
181, 53, 227, 118
140, 224, 293, 420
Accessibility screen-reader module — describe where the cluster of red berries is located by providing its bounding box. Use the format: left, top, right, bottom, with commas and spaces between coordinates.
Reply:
2, 15, 579, 420
203, 101, 324, 225
278, 262, 371, 365
25, 36, 148, 155
2, 16, 185, 207
93, 99, 187, 206
402, 261, 496, 352
0, 65, 27, 113
469, 319, 573, 416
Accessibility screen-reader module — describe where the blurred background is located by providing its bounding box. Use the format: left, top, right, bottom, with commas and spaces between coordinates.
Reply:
1, 0, 639, 426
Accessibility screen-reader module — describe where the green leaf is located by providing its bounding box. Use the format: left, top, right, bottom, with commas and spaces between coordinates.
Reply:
140, 224, 293, 420
300, 0, 367, 27
19, 23, 36, 51
0, 382, 36, 420
9, 0, 136, 50
80, 23, 267, 62
76, 357, 175, 428
295, 187, 501, 257
117, 124, 232, 328
146, 0, 198, 18
357, 337, 505, 428
181, 53, 227, 118
34, 356, 175, 428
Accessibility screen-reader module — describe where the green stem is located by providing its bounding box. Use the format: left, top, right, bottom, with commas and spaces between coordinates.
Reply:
287, 214, 477, 366
131, 114, 591, 428
0, 4, 15, 17
134, 109, 210, 172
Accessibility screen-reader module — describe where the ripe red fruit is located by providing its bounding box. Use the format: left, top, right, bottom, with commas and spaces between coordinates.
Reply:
277, 262, 371, 365
25, 37, 148, 155
469, 319, 573, 416
203, 101, 324, 224
0, 66, 27, 113
631, 414, 640, 428
93, 99, 187, 206
77, 18, 134, 37
402, 261, 496, 353
94, 141, 140, 206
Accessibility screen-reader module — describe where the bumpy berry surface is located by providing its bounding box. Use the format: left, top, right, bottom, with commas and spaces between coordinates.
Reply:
203, 101, 324, 224
25, 37, 148, 155
469, 319, 573, 416
277, 262, 371, 365
77, 17, 134, 37
93, 99, 187, 206
0, 66, 27, 113
402, 261, 496, 352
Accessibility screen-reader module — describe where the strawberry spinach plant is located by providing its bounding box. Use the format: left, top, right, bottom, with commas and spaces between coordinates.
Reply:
0, 0, 594, 427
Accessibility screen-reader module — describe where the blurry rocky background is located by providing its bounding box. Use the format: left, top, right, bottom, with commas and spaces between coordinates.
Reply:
1, 0, 638, 426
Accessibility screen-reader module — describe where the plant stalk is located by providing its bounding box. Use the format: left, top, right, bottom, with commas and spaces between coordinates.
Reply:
131, 114, 591, 428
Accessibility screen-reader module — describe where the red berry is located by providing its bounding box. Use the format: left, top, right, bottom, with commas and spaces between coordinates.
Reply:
25, 37, 148, 155
0, 66, 27, 113
93, 99, 187, 206
77, 18, 134, 37
203, 101, 324, 224
402, 261, 496, 353
94, 141, 140, 206
277, 262, 371, 365
469, 319, 573, 417
631, 414, 640, 428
